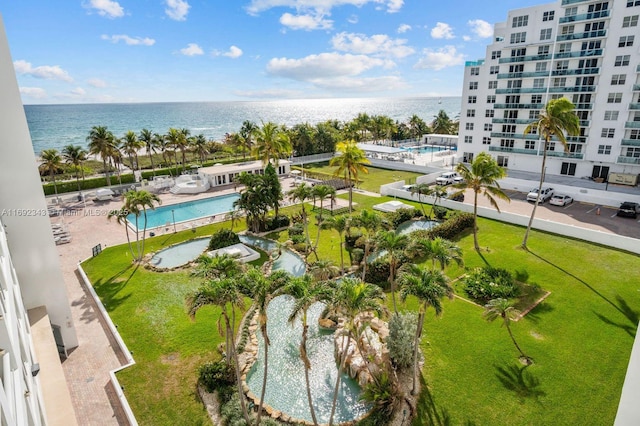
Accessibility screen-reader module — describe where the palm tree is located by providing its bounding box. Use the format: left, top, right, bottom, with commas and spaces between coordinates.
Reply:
321, 215, 350, 274
287, 183, 313, 251
410, 237, 463, 271
329, 140, 370, 213
454, 152, 509, 251
398, 265, 452, 395
123, 190, 161, 261
179, 128, 191, 169
225, 208, 242, 231
87, 125, 116, 186
107, 206, 136, 259
408, 114, 430, 140
522, 98, 580, 249
239, 268, 291, 425
62, 145, 88, 197
186, 278, 251, 424
139, 128, 157, 175
191, 134, 209, 164
327, 277, 387, 425
39, 149, 63, 197
121, 130, 142, 170
431, 110, 454, 134
165, 128, 184, 173
240, 120, 258, 160
483, 298, 531, 363
191, 253, 244, 280
353, 209, 385, 281
410, 183, 433, 217
308, 259, 340, 281
310, 184, 336, 255
374, 230, 408, 314
109, 139, 124, 186
354, 112, 371, 140
252, 121, 292, 166
284, 274, 333, 426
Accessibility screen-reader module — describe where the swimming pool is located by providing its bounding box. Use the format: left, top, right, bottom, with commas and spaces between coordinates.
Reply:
401, 145, 457, 154
126, 193, 239, 230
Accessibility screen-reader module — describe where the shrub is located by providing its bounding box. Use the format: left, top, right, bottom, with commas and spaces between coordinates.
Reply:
351, 248, 364, 265
264, 214, 290, 231
427, 212, 474, 240
387, 312, 418, 370
432, 206, 448, 220
208, 229, 240, 250
344, 231, 363, 249
365, 257, 391, 288
290, 234, 305, 245
287, 222, 304, 237
463, 266, 519, 303
198, 360, 234, 393
386, 207, 422, 228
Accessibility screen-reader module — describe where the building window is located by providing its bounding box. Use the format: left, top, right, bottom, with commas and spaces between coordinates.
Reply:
487, 95, 496, 104
505, 95, 520, 104
466, 123, 474, 131
619, 35, 635, 47
491, 50, 502, 59
628, 0, 640, 6
607, 93, 623, 103
615, 55, 631, 66
578, 58, 598, 69
553, 77, 567, 87
535, 62, 548, 72
484, 123, 493, 131
622, 15, 639, 27
565, 7, 578, 17
598, 145, 612, 155
556, 60, 569, 71
470, 67, 480, 76
467, 109, 476, 117
601, 128, 615, 138
485, 109, 495, 118
500, 139, 515, 148
531, 95, 543, 104
604, 111, 619, 120
543, 11, 555, 21
469, 81, 478, 90
538, 45, 550, 55
490, 65, 499, 74
488, 81, 498, 89
482, 137, 491, 145
630, 130, 640, 139
551, 94, 563, 100
525, 141, 536, 150
625, 147, 640, 157
589, 2, 609, 12
561, 25, 575, 35
558, 43, 572, 53
611, 74, 626, 85
561, 162, 577, 176
507, 79, 522, 89
510, 32, 526, 44
497, 156, 509, 167
540, 28, 552, 40
511, 48, 526, 57
585, 21, 605, 32
529, 110, 540, 119
468, 96, 477, 104
512, 15, 529, 27
533, 78, 545, 88
464, 136, 473, 143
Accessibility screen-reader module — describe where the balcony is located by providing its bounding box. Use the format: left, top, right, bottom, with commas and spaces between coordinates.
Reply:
579, 120, 591, 127
490, 132, 545, 140
559, 10, 610, 23
621, 139, 640, 146
617, 156, 640, 164
552, 68, 599, 76
634, 85, 640, 91
549, 86, 596, 93
488, 146, 537, 155
561, 0, 593, 4
554, 49, 603, 59
497, 71, 552, 79
574, 103, 593, 110
499, 54, 552, 64
491, 118, 536, 124
546, 151, 584, 159
494, 103, 544, 109
495, 88, 547, 94
630, 103, 640, 110
625, 121, 640, 129
556, 30, 606, 41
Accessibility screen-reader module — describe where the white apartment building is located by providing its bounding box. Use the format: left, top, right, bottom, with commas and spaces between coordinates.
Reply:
1, 14, 78, 425
458, 0, 640, 182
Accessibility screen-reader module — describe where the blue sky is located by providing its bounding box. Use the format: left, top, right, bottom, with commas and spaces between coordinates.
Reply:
2, 0, 539, 104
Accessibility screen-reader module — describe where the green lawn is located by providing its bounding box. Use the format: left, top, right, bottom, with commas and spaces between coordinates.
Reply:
82, 195, 639, 425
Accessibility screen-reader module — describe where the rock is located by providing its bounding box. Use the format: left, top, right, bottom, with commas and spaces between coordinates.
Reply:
242, 384, 249, 393
272, 410, 281, 419
318, 317, 336, 329
265, 405, 274, 416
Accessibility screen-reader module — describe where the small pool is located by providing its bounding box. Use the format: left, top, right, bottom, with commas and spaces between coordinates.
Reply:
149, 238, 209, 269
396, 218, 437, 235
402, 145, 457, 154
239, 235, 306, 277
246, 295, 369, 423
127, 193, 240, 230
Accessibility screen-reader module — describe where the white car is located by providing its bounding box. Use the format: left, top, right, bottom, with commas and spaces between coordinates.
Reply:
526, 187, 554, 203
549, 194, 573, 206
435, 172, 464, 186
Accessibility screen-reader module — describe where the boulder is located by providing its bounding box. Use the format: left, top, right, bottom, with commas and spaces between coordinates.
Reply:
318, 317, 336, 329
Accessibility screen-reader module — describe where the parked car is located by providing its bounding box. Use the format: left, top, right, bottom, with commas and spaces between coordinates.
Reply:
435, 172, 464, 186
549, 194, 573, 207
526, 187, 554, 203
617, 202, 640, 218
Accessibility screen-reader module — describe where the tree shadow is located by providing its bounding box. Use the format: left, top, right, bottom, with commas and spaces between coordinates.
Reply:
528, 250, 638, 333
416, 380, 452, 426
523, 301, 555, 324
494, 363, 545, 403
92, 264, 139, 313
594, 295, 639, 338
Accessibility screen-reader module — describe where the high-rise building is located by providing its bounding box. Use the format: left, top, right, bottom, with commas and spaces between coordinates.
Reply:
0, 14, 78, 425
458, 0, 640, 181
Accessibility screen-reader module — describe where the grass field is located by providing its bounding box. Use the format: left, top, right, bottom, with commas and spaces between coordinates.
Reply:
82, 192, 639, 425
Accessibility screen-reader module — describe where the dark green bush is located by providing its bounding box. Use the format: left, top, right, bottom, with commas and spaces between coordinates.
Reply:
463, 266, 519, 303
264, 215, 290, 232
427, 212, 474, 240
198, 360, 234, 393
433, 206, 448, 220
386, 207, 422, 228
208, 229, 240, 250
288, 222, 304, 237
42, 173, 136, 196
351, 248, 364, 265
290, 234, 305, 245
344, 231, 362, 249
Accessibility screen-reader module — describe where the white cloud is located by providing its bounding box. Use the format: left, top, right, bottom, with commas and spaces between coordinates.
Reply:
331, 32, 414, 58
71, 87, 87, 96
280, 13, 333, 30
84, 0, 124, 18
165, 0, 190, 21
386, 0, 403, 13
213, 46, 244, 58
462, 35, 471, 41
348, 15, 358, 24
431, 22, 454, 39
246, 0, 403, 16
19, 87, 47, 99
414, 45, 464, 70
13, 60, 73, 82
101, 34, 156, 46
397, 24, 411, 33
266, 52, 391, 80
180, 43, 204, 56
312, 75, 406, 92
87, 78, 107, 88
468, 19, 493, 38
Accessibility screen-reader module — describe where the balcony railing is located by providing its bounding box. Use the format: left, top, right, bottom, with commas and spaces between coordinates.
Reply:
630, 103, 640, 110
552, 68, 599, 76
546, 151, 584, 159
556, 30, 606, 41
617, 156, 640, 164
499, 54, 552, 64
634, 84, 640, 91
549, 86, 596, 93
625, 121, 640, 129
495, 88, 547, 94
574, 103, 593, 110
494, 103, 544, 109
561, 0, 592, 4
491, 118, 536, 124
554, 49, 603, 59
559, 10, 610, 23
488, 146, 538, 155
621, 139, 640, 146
497, 71, 552, 79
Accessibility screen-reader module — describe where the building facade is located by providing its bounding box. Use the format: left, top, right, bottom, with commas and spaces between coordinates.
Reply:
458, 0, 640, 182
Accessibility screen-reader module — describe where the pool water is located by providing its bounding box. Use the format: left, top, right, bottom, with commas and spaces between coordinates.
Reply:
396, 218, 437, 235
127, 193, 240, 230
239, 234, 306, 277
246, 295, 369, 423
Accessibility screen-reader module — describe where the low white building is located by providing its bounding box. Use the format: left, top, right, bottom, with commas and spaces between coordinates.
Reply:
198, 160, 291, 188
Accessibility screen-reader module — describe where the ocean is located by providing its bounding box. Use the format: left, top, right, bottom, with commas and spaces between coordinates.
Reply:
23, 97, 462, 155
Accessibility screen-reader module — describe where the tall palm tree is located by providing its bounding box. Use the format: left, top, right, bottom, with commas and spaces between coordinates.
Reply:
39, 149, 63, 197
62, 145, 88, 196
186, 278, 251, 424
321, 215, 350, 274
179, 128, 191, 169
252, 121, 292, 166
310, 184, 336, 255
327, 277, 387, 425
398, 265, 452, 395
329, 140, 370, 213
353, 209, 385, 281
431, 110, 453, 134
191, 253, 245, 280
191, 134, 209, 164
354, 112, 371, 140
287, 183, 313, 251
454, 152, 509, 251
165, 128, 184, 173
522, 98, 580, 249
410, 183, 433, 217
483, 298, 531, 363
374, 230, 408, 314
109, 139, 124, 186
239, 268, 291, 425
123, 190, 161, 261
240, 120, 258, 160
87, 125, 116, 186
284, 274, 333, 426
138, 128, 157, 175
121, 130, 142, 171
107, 206, 136, 259
308, 259, 340, 282
408, 114, 430, 140
410, 237, 463, 271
